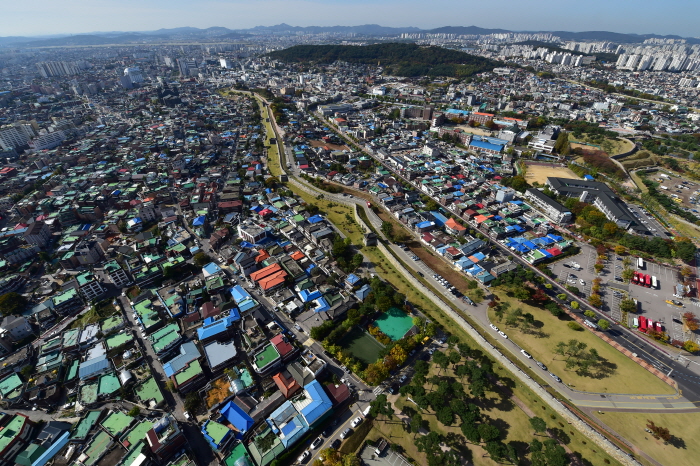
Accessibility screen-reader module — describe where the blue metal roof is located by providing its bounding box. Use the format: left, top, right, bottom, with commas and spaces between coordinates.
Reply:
163, 341, 201, 377
32, 431, 70, 466
300, 380, 333, 425
221, 401, 254, 434
78, 355, 110, 379
469, 140, 503, 152
197, 315, 238, 340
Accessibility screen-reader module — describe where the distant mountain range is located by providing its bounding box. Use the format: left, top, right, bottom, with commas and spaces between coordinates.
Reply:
0, 24, 696, 47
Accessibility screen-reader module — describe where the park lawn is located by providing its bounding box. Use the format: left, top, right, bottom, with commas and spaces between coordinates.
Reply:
373, 360, 621, 466
489, 294, 675, 395
592, 411, 700, 466
569, 133, 634, 156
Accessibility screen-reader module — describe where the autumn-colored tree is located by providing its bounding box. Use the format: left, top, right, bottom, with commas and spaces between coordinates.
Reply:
683, 340, 700, 353
646, 420, 672, 442
588, 294, 602, 308
614, 245, 627, 255
683, 312, 699, 331
530, 288, 549, 304
680, 266, 694, 278
594, 263, 604, 274
389, 345, 408, 366
363, 362, 389, 385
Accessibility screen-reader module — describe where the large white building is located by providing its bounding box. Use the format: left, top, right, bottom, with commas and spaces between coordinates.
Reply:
29, 131, 65, 151
0, 125, 35, 150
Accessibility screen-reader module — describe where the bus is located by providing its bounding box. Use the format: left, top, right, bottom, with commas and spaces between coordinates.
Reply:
632, 272, 640, 284
651, 276, 658, 289
638, 257, 645, 269
645, 274, 652, 287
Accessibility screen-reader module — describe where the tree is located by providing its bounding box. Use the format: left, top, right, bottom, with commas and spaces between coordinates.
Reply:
542, 439, 568, 466
127, 406, 141, 417
556, 293, 567, 301
255, 433, 277, 453
621, 267, 635, 282
570, 301, 579, 310
461, 422, 481, 444
588, 294, 602, 308
193, 252, 212, 267
683, 340, 700, 353
184, 392, 201, 412
646, 420, 672, 442
675, 240, 696, 263
448, 350, 461, 368
597, 319, 611, 331
368, 394, 393, 419
683, 312, 699, 331
594, 262, 604, 274
484, 441, 508, 461
680, 265, 694, 278
437, 407, 454, 426
165, 380, 176, 392
20, 365, 34, 378
478, 424, 500, 443
614, 245, 626, 255
410, 413, 423, 436
0, 292, 28, 317
529, 417, 547, 436
433, 351, 449, 374
620, 299, 637, 314
584, 310, 596, 319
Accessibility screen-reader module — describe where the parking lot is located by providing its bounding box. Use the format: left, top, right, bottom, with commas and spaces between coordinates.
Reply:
626, 204, 671, 238
625, 260, 698, 342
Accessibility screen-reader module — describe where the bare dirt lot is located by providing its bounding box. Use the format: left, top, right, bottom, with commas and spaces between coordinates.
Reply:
523, 162, 581, 185
308, 139, 350, 151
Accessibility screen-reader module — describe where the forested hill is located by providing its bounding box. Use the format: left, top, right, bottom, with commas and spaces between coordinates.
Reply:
267, 43, 502, 78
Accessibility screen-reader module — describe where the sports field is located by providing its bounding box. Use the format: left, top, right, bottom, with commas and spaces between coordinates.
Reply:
338, 327, 383, 365
524, 163, 580, 185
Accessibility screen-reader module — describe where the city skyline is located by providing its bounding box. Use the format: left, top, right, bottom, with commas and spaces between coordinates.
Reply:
2, 0, 699, 38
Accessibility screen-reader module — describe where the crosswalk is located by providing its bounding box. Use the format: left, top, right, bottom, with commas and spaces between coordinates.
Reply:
372, 386, 385, 396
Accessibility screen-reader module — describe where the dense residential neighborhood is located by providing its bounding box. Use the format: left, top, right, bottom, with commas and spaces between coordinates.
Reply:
1, 26, 700, 466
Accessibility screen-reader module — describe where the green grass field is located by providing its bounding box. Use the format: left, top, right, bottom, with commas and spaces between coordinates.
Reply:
338, 327, 383, 365
593, 411, 700, 466
489, 294, 675, 395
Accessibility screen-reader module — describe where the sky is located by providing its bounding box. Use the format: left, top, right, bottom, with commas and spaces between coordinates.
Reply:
3, 0, 699, 38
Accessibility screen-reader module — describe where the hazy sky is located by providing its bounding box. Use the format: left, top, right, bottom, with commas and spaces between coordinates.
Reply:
4, 0, 699, 37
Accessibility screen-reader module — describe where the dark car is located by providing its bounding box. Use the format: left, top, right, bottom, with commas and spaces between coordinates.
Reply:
331, 439, 342, 449
323, 426, 334, 438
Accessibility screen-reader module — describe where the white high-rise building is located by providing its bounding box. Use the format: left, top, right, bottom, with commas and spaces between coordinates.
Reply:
124, 67, 144, 83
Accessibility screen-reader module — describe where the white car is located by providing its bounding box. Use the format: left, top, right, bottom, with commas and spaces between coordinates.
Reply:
350, 416, 363, 428
297, 450, 311, 463
489, 324, 499, 331
520, 349, 532, 359
311, 437, 323, 449
579, 279, 585, 286
498, 331, 508, 339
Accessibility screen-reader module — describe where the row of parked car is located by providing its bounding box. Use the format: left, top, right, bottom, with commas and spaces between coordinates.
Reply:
298, 417, 364, 463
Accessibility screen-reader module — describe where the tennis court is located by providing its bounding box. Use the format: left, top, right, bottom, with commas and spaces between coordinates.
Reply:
374, 308, 414, 341
339, 327, 383, 365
